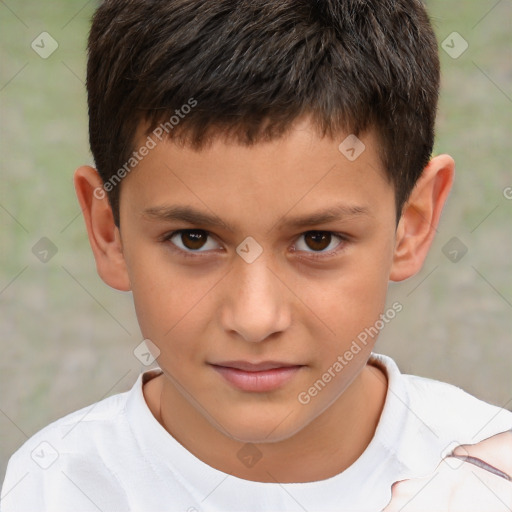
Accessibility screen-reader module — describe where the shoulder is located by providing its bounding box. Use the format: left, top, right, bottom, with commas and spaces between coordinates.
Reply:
1, 389, 133, 511
369, 353, 512, 480
371, 353, 512, 451
12, 388, 129, 458
404, 371, 512, 444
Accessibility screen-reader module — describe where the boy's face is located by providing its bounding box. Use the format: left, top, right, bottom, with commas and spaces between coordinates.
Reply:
116, 118, 398, 442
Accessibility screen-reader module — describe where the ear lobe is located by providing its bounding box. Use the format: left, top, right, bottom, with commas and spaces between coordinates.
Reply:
390, 154, 455, 282
73, 166, 131, 291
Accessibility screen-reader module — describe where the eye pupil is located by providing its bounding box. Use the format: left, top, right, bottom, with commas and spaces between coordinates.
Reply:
305, 231, 331, 251
182, 230, 207, 250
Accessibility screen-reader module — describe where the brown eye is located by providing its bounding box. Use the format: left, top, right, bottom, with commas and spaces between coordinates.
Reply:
293, 231, 346, 256
180, 230, 208, 250
166, 229, 221, 253
304, 231, 332, 251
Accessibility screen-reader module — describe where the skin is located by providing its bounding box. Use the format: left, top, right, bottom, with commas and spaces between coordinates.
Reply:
74, 117, 454, 483
383, 431, 512, 511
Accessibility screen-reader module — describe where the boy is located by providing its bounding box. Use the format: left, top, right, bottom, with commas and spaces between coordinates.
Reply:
2, 0, 511, 510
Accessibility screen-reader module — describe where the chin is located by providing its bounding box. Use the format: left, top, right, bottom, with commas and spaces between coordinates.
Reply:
212, 408, 311, 445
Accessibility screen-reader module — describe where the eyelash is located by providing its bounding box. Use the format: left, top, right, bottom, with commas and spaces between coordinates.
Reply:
160, 229, 349, 261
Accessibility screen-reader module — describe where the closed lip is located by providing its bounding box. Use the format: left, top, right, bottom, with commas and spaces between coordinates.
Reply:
210, 360, 305, 392
209, 361, 304, 372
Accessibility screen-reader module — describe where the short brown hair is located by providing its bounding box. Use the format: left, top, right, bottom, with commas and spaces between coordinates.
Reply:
87, 0, 440, 225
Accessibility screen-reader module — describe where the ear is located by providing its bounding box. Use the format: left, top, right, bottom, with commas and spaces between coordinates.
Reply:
390, 154, 455, 282
73, 166, 131, 291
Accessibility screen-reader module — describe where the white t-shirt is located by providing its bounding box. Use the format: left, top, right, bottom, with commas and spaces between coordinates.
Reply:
2, 353, 511, 512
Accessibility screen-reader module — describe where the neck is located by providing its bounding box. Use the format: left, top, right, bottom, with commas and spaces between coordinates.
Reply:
145, 363, 387, 483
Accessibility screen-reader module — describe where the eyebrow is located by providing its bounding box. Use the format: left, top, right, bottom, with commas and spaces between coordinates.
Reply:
142, 203, 370, 232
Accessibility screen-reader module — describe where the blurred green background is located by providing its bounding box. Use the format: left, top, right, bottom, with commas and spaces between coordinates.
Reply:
1, 0, 511, 483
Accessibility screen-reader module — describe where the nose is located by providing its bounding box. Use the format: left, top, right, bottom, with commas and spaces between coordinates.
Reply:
220, 256, 292, 343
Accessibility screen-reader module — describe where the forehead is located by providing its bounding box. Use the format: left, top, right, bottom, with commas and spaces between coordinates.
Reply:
122, 118, 393, 230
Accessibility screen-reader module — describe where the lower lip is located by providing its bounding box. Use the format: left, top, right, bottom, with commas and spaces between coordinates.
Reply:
211, 365, 303, 392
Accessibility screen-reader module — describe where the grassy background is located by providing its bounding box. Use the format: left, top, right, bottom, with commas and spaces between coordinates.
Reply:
1, 0, 511, 482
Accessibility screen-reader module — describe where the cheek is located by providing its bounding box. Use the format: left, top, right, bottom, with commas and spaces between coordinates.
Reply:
348, 234, 395, 315
131, 278, 203, 377
126, 246, 190, 340
309, 252, 391, 340
127, 247, 218, 369
299, 242, 393, 404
